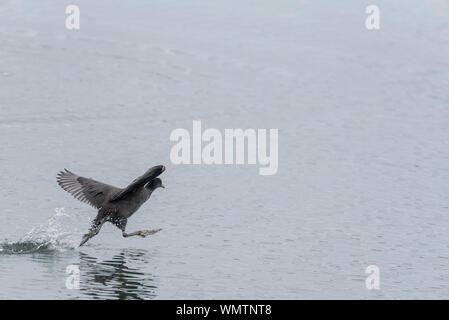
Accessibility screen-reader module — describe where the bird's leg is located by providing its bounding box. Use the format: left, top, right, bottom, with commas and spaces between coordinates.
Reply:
123, 229, 162, 238
113, 217, 161, 238
79, 217, 107, 246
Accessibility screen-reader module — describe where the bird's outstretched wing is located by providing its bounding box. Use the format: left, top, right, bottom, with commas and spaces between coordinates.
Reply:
57, 169, 120, 209
110, 165, 165, 201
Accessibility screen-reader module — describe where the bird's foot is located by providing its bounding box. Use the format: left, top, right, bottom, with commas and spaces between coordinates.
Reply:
79, 234, 91, 246
79, 229, 100, 246
138, 228, 162, 238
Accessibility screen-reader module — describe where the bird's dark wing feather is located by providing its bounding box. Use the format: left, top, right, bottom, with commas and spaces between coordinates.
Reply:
57, 169, 120, 209
110, 165, 165, 201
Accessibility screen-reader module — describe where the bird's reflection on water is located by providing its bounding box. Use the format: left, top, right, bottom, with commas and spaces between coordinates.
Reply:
78, 249, 157, 300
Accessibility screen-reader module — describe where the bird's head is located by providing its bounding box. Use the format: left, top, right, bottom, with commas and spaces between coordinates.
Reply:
145, 178, 165, 191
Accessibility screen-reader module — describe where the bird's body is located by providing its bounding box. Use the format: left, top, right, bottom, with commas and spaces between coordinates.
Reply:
107, 189, 152, 219
57, 165, 166, 246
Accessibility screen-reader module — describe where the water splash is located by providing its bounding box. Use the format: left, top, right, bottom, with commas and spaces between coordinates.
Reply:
0, 208, 79, 254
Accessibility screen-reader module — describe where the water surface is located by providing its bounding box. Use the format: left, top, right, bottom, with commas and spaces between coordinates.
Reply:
1, 0, 449, 299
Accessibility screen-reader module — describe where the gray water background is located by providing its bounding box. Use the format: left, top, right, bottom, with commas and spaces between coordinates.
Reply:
1, 0, 449, 299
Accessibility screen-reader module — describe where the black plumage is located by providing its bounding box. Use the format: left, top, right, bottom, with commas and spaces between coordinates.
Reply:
57, 165, 166, 246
